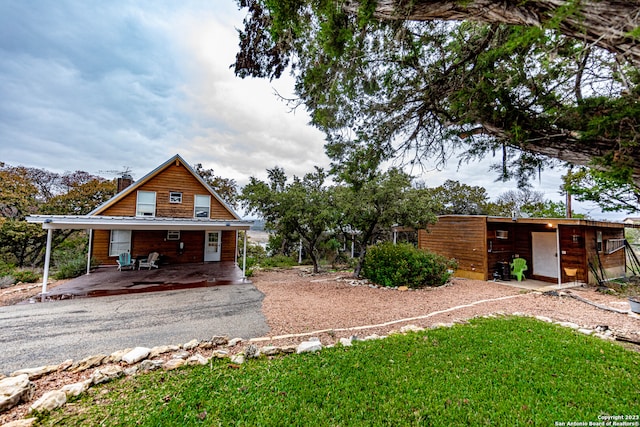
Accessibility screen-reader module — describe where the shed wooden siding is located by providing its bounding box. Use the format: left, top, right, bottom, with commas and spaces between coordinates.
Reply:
98, 161, 235, 220
418, 216, 487, 280
584, 227, 625, 282
558, 225, 587, 283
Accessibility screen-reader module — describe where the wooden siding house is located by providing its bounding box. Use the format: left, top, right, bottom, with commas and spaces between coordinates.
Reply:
27, 154, 252, 292
418, 215, 632, 285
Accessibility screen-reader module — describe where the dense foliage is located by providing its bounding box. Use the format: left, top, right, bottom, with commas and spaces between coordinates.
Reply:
362, 242, 456, 288
0, 163, 117, 267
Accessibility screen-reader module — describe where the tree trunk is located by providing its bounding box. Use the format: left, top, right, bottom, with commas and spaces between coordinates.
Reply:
344, 0, 640, 65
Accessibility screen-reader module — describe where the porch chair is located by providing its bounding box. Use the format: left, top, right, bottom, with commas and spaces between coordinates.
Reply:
563, 267, 578, 286
117, 252, 135, 271
510, 258, 528, 281
138, 252, 160, 270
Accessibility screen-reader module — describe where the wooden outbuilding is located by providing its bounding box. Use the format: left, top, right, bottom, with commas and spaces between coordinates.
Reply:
418, 215, 635, 285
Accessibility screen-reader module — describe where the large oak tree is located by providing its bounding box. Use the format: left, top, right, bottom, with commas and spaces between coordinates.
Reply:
234, 0, 640, 210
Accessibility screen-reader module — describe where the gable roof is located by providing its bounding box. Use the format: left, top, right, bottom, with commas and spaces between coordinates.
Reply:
89, 154, 241, 220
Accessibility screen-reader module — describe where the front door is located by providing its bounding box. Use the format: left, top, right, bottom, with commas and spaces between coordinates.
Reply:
531, 231, 558, 278
204, 231, 221, 262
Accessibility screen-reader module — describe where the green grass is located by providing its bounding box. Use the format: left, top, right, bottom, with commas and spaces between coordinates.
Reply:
37, 317, 640, 426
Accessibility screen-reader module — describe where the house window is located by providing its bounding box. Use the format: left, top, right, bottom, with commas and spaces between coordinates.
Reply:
194, 195, 210, 218
167, 230, 180, 240
136, 191, 156, 217
169, 192, 182, 204
109, 230, 131, 256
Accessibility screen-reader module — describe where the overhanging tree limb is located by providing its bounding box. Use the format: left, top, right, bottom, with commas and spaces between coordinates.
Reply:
343, 0, 640, 65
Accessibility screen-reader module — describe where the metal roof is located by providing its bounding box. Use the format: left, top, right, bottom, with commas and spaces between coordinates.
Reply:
435, 215, 635, 228
26, 215, 253, 230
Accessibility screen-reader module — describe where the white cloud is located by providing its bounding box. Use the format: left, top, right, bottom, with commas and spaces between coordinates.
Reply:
164, 7, 328, 185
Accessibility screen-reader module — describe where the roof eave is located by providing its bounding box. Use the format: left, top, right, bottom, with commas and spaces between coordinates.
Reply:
26, 215, 253, 231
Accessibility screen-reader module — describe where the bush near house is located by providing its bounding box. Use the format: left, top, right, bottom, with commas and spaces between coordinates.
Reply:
240, 242, 300, 276
12, 269, 40, 283
0, 261, 40, 287
53, 255, 99, 280
259, 254, 298, 269
362, 242, 456, 288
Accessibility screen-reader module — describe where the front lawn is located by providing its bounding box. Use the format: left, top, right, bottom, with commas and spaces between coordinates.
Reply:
37, 317, 639, 426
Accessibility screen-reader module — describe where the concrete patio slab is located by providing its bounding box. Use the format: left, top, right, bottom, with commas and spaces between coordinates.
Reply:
38, 262, 249, 301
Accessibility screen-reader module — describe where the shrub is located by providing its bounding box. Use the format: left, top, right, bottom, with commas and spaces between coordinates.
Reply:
362, 242, 456, 288
13, 269, 40, 283
53, 253, 99, 280
260, 254, 298, 269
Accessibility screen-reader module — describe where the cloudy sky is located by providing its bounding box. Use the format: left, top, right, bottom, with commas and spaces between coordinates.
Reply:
0, 1, 623, 220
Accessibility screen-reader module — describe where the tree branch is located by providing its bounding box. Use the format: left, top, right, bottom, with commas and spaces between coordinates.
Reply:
343, 0, 640, 65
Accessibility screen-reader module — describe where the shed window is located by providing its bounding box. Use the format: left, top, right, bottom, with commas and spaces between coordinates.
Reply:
605, 238, 625, 254
169, 192, 182, 204
136, 191, 156, 217
109, 230, 131, 256
194, 195, 210, 218
167, 230, 180, 240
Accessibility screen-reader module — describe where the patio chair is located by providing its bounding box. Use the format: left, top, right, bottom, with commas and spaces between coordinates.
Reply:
510, 258, 528, 281
138, 252, 160, 270
117, 252, 135, 271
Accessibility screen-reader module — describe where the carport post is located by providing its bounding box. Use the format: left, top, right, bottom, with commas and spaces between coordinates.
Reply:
86, 229, 93, 275
556, 228, 562, 287
41, 228, 53, 299
242, 230, 247, 279
234, 230, 238, 264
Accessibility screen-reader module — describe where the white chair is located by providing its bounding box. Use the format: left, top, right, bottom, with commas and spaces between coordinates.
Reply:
138, 252, 160, 270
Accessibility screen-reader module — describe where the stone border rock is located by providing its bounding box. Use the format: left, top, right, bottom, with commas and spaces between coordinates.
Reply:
0, 312, 622, 427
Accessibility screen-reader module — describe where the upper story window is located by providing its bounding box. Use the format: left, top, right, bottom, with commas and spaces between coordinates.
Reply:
194, 194, 210, 218
136, 191, 156, 217
169, 192, 182, 204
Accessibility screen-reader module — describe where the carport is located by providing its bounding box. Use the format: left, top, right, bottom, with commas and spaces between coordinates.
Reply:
26, 215, 253, 297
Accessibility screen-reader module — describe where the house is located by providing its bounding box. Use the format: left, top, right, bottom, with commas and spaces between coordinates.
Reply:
418, 215, 639, 285
27, 154, 253, 293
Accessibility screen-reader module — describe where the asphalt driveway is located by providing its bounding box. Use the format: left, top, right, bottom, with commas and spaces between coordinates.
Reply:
0, 282, 268, 375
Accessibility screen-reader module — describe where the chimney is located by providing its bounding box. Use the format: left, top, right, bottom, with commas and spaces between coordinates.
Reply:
116, 173, 133, 193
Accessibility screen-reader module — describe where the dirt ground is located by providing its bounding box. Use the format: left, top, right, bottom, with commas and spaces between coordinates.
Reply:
0, 279, 69, 306
251, 268, 640, 341
1, 268, 639, 424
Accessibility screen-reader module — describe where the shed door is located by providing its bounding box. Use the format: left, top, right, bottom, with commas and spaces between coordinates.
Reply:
204, 231, 221, 262
531, 232, 558, 278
